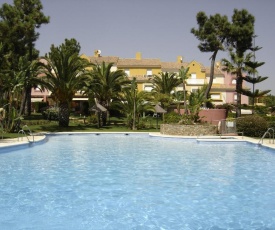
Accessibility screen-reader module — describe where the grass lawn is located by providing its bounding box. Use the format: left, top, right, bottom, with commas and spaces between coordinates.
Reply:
1, 113, 161, 139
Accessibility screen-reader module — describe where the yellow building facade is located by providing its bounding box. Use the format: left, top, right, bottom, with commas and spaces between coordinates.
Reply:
80, 51, 248, 105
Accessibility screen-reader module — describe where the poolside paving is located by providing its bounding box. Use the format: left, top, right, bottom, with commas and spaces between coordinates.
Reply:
0, 133, 274, 150
149, 133, 275, 150
0, 135, 46, 148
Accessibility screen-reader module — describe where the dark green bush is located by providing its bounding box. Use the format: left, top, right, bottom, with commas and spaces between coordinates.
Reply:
33, 102, 48, 113
236, 115, 268, 137
88, 114, 98, 124
164, 112, 195, 124
42, 107, 59, 121
178, 114, 195, 125
136, 121, 146, 130
164, 112, 182, 124
254, 106, 269, 115
264, 116, 275, 130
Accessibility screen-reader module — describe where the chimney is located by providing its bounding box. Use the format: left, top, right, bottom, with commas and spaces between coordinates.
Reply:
94, 49, 101, 57
136, 52, 142, 60
177, 56, 183, 63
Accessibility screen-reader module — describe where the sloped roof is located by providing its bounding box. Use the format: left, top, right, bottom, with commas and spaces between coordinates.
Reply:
205, 66, 223, 75
118, 58, 161, 68
187, 60, 206, 72
161, 62, 189, 72
154, 104, 167, 113
89, 56, 119, 65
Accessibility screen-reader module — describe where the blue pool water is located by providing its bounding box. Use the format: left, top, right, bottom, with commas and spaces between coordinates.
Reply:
0, 134, 275, 229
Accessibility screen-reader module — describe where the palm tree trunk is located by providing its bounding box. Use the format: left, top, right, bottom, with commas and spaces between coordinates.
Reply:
236, 76, 243, 118
59, 102, 70, 127
204, 51, 218, 106
19, 90, 26, 115
96, 111, 101, 128
26, 85, 32, 116
19, 86, 32, 116
183, 84, 188, 115
27, 40, 33, 116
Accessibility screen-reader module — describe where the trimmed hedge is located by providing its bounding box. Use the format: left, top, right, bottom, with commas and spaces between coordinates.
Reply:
236, 115, 268, 137
264, 116, 275, 130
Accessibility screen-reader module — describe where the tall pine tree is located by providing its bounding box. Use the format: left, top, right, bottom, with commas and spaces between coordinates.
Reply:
0, 0, 49, 115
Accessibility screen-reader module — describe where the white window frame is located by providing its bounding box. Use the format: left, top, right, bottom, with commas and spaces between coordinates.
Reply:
146, 69, 152, 77
125, 69, 130, 76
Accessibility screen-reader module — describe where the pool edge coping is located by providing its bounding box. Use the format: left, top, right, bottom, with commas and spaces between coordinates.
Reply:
1, 132, 275, 150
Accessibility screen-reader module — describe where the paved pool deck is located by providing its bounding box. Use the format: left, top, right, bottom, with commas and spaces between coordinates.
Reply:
0, 134, 46, 148
0, 132, 274, 150
149, 133, 275, 150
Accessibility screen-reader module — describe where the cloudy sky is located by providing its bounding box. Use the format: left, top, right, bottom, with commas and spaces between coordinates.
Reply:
1, 0, 275, 94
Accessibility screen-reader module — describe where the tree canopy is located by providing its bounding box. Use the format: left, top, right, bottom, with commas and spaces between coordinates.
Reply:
0, 0, 49, 115
39, 38, 91, 127
191, 9, 255, 109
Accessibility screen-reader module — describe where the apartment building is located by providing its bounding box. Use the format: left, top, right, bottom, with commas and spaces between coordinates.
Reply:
32, 51, 248, 108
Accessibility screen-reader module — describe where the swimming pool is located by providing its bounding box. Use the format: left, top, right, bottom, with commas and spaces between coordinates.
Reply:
0, 133, 274, 229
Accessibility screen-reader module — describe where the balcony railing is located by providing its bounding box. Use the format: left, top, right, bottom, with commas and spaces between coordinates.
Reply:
186, 79, 205, 85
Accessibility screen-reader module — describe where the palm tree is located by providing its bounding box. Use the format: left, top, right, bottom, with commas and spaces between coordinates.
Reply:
117, 78, 154, 130
221, 51, 253, 118
178, 66, 190, 114
88, 62, 128, 126
39, 50, 91, 127
16, 56, 46, 115
150, 72, 181, 109
189, 85, 209, 122
172, 90, 184, 115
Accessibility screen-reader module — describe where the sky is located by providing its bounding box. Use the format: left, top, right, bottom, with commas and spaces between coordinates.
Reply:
1, 0, 275, 94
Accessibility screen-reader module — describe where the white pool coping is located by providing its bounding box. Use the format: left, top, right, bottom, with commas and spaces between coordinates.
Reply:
0, 134, 47, 148
149, 133, 275, 150
0, 132, 274, 150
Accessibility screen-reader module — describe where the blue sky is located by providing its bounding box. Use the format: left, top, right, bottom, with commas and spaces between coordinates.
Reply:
1, 0, 275, 94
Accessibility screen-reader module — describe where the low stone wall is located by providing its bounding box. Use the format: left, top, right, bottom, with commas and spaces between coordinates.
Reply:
160, 124, 218, 136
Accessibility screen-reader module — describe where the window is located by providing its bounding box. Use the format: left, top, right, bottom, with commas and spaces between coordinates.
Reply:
234, 94, 237, 101
211, 94, 221, 100
144, 84, 153, 92
191, 73, 196, 79
125, 69, 130, 76
146, 69, 152, 77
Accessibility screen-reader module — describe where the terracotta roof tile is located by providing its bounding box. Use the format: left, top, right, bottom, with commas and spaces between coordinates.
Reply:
118, 58, 161, 67
161, 62, 189, 72
205, 66, 223, 75
89, 56, 119, 64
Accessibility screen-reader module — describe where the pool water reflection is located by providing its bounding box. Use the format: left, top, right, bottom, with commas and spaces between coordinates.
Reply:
0, 134, 274, 229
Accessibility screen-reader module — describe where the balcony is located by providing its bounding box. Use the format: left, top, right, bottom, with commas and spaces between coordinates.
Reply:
186, 79, 205, 85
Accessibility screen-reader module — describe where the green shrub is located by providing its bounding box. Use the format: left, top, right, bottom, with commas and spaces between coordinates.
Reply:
264, 116, 275, 130
88, 114, 98, 124
164, 112, 195, 125
42, 107, 59, 121
236, 115, 268, 137
164, 112, 182, 124
136, 120, 146, 130
254, 106, 269, 115
178, 114, 195, 125
33, 102, 48, 113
